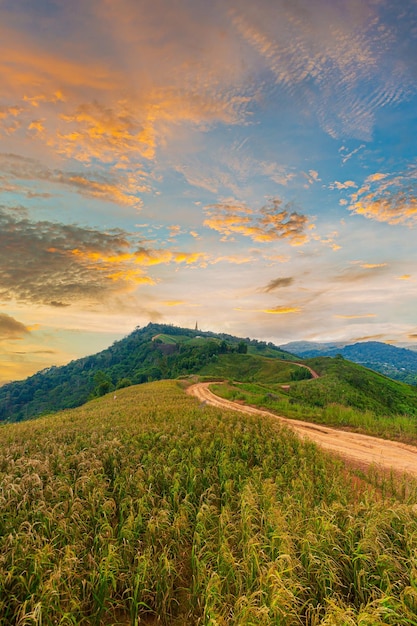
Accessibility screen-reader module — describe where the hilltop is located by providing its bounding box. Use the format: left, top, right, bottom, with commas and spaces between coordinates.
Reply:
0, 323, 296, 422
2, 324, 417, 438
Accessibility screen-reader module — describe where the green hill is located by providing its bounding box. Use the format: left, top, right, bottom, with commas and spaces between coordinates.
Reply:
0, 323, 296, 423
281, 340, 417, 385
3, 323, 417, 437
292, 356, 417, 415
209, 355, 417, 442
1, 380, 417, 624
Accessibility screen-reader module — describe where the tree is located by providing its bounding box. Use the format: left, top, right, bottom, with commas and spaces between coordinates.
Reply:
93, 371, 113, 396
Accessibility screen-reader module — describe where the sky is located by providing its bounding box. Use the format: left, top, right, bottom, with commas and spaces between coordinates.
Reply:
1, 0, 417, 383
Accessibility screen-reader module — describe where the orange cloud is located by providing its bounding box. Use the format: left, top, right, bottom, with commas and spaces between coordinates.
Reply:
0, 153, 145, 207
262, 306, 301, 314
348, 169, 417, 225
366, 173, 387, 183
162, 300, 185, 307
204, 198, 311, 245
0, 23, 118, 94
0, 2, 256, 174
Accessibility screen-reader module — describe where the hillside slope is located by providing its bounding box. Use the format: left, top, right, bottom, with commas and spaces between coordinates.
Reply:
0, 323, 296, 422
1, 380, 417, 624
282, 340, 417, 384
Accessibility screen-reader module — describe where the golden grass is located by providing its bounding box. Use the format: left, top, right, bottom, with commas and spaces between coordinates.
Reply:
1, 381, 417, 624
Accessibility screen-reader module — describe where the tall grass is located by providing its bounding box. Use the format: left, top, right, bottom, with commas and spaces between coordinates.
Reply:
0, 381, 417, 624
211, 381, 417, 443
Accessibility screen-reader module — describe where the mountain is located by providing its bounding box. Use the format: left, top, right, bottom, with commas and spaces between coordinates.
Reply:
0, 322, 296, 422
280, 340, 417, 384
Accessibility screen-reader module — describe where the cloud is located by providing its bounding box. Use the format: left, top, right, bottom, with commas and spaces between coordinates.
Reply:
262, 306, 301, 315
57, 101, 158, 163
162, 300, 185, 307
230, 1, 416, 140
366, 173, 388, 183
303, 170, 321, 187
350, 334, 385, 342
0, 105, 24, 135
334, 264, 388, 283
204, 198, 311, 245
211, 254, 253, 265
329, 180, 357, 190
340, 144, 366, 164
262, 277, 294, 292
175, 153, 296, 197
0, 206, 207, 307
0, 153, 145, 207
0, 0, 415, 181
0, 313, 31, 340
0, 105, 23, 120
0, 1, 257, 172
360, 263, 387, 269
334, 314, 376, 319
348, 169, 417, 225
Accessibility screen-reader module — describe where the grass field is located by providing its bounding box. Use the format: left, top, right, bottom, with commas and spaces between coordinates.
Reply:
198, 353, 310, 385
1, 381, 417, 624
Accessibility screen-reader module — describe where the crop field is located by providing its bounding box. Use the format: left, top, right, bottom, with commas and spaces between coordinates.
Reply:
1, 381, 417, 624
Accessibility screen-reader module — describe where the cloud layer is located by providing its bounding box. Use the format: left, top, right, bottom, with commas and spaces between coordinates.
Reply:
1, 0, 417, 381
0, 207, 210, 308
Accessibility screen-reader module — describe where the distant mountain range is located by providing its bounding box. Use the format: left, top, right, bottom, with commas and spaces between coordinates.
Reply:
280, 340, 417, 384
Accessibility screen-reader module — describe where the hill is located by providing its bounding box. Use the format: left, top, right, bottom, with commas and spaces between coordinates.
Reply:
0, 323, 296, 423
1, 380, 417, 624
209, 354, 417, 442
281, 340, 417, 384
3, 324, 417, 434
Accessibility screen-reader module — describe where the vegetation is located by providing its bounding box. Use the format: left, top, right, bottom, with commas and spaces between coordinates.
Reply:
2, 322, 417, 445
198, 353, 311, 384
284, 340, 417, 385
211, 356, 417, 443
2, 380, 417, 624
0, 323, 296, 423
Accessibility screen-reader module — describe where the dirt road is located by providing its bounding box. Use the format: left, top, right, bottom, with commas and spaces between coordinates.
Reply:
187, 382, 417, 478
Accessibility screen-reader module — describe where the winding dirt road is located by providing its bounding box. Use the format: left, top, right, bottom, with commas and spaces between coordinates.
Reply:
187, 382, 417, 478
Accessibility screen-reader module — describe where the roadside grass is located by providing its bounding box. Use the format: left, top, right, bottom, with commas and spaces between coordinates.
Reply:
1, 381, 417, 624
198, 353, 307, 384
211, 380, 417, 444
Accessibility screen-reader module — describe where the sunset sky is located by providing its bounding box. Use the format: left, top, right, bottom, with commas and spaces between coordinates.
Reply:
1, 0, 417, 383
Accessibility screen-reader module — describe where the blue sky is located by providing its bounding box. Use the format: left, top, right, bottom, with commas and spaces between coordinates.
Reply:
0, 0, 417, 382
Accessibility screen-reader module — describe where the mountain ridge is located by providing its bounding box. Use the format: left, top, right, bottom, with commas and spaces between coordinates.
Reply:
280, 339, 417, 385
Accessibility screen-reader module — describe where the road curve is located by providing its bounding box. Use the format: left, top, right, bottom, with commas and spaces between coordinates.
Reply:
187, 382, 417, 478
